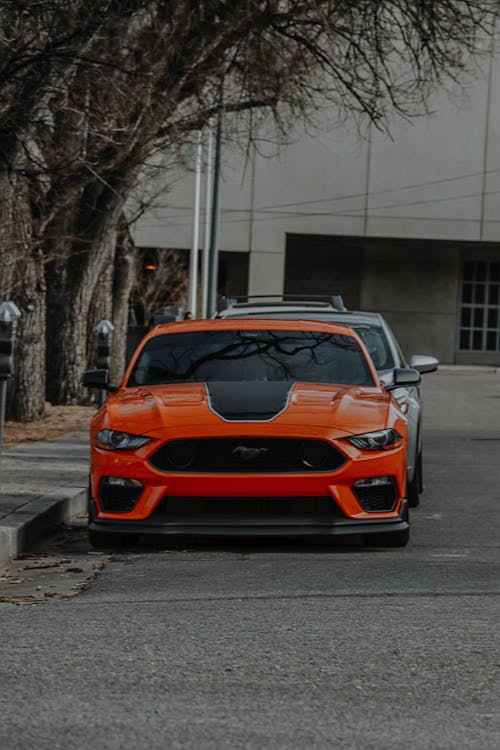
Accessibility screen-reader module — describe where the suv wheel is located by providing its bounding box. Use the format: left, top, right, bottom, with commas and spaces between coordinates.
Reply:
407, 451, 422, 508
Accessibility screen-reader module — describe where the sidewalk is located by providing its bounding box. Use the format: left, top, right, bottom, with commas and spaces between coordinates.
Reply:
0, 431, 89, 566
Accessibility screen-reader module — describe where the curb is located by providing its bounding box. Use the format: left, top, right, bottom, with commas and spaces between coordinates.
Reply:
0, 486, 87, 567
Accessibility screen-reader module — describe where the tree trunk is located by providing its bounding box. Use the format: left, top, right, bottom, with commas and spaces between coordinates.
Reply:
0, 175, 17, 300
0, 171, 46, 422
7, 247, 46, 421
45, 177, 136, 403
46, 229, 117, 404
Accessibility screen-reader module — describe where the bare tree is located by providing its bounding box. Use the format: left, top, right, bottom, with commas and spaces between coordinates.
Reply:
131, 248, 189, 325
0, 1, 497, 414
0, 0, 148, 418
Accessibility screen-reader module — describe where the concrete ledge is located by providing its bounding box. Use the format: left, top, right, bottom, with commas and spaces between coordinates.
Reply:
0, 486, 87, 567
436, 365, 500, 373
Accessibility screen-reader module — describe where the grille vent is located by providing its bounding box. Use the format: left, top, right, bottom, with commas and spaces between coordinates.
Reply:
149, 438, 346, 473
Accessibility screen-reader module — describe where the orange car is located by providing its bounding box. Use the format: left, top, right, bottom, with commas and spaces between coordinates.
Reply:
83, 319, 420, 548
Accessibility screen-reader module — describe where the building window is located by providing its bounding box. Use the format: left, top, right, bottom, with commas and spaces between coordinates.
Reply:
459, 260, 500, 351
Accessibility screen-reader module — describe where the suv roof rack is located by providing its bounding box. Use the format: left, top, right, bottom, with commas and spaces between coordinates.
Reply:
218, 294, 347, 312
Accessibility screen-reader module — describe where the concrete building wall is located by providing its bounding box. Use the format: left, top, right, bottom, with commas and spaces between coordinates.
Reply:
134, 53, 499, 257
133, 44, 500, 364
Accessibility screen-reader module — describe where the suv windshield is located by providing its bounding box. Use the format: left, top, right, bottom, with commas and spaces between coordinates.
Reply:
128, 330, 375, 387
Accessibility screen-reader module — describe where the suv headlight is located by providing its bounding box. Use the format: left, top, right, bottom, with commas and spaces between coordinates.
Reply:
96, 429, 151, 451
346, 429, 402, 451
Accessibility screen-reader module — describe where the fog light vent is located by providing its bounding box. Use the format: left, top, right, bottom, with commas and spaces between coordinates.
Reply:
98, 477, 143, 513
352, 477, 397, 512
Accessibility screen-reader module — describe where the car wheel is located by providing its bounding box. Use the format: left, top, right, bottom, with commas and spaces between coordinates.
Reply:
88, 530, 138, 550
407, 471, 419, 508
417, 450, 424, 493
364, 528, 409, 548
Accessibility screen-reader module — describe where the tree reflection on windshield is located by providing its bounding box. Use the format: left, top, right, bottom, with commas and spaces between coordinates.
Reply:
128, 330, 374, 387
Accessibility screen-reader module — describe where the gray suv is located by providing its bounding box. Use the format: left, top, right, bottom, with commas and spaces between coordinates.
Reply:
216, 295, 439, 507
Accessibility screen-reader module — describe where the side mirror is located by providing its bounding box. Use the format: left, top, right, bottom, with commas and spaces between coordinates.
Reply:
385, 368, 421, 390
81, 369, 118, 392
409, 354, 439, 374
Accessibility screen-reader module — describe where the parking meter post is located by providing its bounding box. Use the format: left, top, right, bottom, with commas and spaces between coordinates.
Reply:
0, 301, 21, 467
0, 380, 7, 461
95, 320, 114, 406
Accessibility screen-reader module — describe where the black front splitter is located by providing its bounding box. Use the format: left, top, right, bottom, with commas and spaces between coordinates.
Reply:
89, 515, 409, 541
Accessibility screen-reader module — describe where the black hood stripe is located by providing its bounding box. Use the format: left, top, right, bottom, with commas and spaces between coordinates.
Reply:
205, 381, 293, 422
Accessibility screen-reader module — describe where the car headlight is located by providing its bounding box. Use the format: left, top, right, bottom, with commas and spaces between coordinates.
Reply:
346, 429, 402, 451
95, 429, 151, 451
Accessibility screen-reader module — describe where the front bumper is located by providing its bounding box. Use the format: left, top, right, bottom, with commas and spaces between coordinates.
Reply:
89, 498, 409, 540
90, 426, 408, 539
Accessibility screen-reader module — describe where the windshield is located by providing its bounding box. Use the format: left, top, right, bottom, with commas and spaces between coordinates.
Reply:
128, 330, 375, 387
222, 313, 394, 370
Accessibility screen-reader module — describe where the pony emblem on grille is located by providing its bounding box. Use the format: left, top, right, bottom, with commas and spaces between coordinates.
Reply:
232, 446, 271, 462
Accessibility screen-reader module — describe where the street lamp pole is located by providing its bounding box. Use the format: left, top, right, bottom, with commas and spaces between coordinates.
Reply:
201, 126, 213, 318
207, 79, 224, 318
188, 130, 202, 317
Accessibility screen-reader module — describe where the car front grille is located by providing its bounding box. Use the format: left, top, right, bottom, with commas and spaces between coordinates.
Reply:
352, 482, 397, 512
150, 496, 344, 522
149, 438, 346, 473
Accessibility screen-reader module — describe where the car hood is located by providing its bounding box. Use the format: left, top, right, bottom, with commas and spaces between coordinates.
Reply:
103, 381, 390, 436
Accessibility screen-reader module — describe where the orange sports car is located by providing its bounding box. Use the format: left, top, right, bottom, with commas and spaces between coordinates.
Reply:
83, 319, 420, 548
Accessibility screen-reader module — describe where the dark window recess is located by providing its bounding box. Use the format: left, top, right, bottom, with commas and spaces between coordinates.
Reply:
98, 483, 143, 513
472, 330, 483, 350
487, 331, 497, 351
462, 283, 473, 303
217, 251, 250, 298
474, 285, 485, 305
473, 307, 484, 327
459, 260, 500, 352
459, 329, 470, 349
284, 233, 363, 309
463, 261, 474, 281
352, 481, 397, 512
149, 438, 346, 474
476, 262, 487, 282
150, 496, 344, 522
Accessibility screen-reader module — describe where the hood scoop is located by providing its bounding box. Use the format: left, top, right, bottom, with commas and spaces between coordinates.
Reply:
206, 381, 292, 421
158, 383, 206, 406
292, 387, 338, 405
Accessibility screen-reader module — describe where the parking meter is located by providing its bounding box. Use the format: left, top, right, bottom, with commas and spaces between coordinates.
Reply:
0, 301, 21, 465
0, 301, 21, 380
95, 320, 114, 406
96, 319, 114, 370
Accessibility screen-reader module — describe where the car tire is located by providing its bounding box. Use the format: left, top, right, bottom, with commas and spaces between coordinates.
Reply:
406, 471, 419, 508
407, 451, 422, 508
417, 450, 424, 493
88, 529, 138, 550
364, 528, 409, 548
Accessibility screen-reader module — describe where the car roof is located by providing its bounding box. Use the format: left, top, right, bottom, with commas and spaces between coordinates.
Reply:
146, 317, 360, 339
217, 306, 383, 325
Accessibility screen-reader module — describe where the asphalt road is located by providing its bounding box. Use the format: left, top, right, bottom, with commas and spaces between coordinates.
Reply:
1, 369, 499, 749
